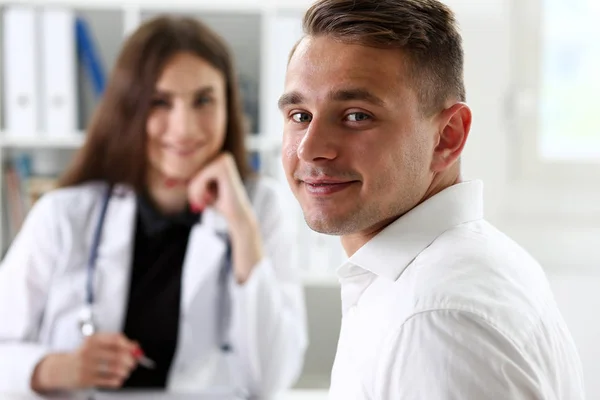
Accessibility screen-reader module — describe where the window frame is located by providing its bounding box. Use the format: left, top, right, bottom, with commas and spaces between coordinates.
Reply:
506, 0, 600, 217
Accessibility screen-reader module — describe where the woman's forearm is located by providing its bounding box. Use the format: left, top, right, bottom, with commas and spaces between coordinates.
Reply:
30, 353, 72, 393
229, 213, 264, 285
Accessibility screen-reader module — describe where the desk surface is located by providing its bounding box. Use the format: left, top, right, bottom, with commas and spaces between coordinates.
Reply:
2, 392, 240, 400
1, 389, 244, 400
0, 389, 329, 400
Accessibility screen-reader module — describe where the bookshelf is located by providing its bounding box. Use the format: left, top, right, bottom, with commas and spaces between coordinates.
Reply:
0, 0, 341, 287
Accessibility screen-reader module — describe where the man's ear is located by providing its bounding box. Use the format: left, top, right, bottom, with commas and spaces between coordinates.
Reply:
431, 102, 472, 172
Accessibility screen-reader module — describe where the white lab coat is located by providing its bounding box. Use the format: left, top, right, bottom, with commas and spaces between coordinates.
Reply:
0, 177, 308, 397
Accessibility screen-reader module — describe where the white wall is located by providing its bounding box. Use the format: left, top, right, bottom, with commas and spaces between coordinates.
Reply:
449, 0, 600, 397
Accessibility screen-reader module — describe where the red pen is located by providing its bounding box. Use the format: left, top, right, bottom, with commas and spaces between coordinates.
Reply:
132, 347, 156, 369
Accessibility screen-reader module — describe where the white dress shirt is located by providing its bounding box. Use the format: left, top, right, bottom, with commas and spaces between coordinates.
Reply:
329, 180, 585, 400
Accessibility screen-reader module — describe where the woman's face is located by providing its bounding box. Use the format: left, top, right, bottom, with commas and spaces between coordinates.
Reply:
146, 52, 227, 182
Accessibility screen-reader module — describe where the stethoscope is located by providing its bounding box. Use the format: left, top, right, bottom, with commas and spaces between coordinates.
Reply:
78, 184, 234, 354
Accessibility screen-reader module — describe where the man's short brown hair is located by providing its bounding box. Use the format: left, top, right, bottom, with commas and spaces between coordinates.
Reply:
302, 0, 466, 115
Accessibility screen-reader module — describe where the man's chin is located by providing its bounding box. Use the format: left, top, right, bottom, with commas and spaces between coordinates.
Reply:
304, 215, 350, 236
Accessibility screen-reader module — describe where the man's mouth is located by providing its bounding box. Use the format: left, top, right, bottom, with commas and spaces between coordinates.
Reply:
302, 179, 357, 196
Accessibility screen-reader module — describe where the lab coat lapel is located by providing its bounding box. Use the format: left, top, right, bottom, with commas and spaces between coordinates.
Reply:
93, 186, 137, 333
181, 207, 228, 313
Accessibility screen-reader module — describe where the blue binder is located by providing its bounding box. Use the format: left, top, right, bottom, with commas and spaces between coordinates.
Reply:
75, 16, 106, 99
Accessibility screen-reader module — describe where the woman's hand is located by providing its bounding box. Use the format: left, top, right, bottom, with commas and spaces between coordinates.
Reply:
188, 152, 252, 223
31, 333, 139, 392
188, 152, 264, 284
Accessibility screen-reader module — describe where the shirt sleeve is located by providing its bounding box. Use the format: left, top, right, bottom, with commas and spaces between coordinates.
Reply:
374, 309, 544, 400
0, 193, 60, 394
228, 179, 308, 397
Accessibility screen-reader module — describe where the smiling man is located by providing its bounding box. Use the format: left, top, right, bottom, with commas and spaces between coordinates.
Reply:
279, 0, 585, 399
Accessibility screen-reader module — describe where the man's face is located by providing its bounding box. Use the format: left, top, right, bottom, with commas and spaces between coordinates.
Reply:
280, 36, 438, 236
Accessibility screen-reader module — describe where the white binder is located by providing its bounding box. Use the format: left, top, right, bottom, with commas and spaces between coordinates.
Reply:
2, 6, 39, 136
40, 7, 77, 136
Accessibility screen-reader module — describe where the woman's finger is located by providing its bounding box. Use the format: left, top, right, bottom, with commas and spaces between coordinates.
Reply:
94, 375, 126, 390
91, 348, 136, 372
188, 169, 220, 208
84, 356, 132, 382
81, 336, 137, 385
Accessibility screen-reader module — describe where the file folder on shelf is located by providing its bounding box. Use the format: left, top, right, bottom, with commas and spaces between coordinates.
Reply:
2, 6, 39, 136
40, 7, 77, 136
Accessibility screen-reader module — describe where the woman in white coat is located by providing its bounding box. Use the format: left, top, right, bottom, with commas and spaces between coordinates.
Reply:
0, 16, 307, 397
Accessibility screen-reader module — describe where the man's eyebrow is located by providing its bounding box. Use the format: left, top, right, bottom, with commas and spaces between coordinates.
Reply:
277, 88, 386, 110
328, 88, 385, 107
278, 91, 304, 110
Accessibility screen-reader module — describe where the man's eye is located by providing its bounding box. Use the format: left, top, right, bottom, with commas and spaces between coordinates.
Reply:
291, 112, 312, 123
346, 112, 371, 122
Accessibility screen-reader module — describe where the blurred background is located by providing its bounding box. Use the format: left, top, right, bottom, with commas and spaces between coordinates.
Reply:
0, 0, 598, 397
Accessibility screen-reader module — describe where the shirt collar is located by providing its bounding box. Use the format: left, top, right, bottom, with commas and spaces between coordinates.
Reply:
338, 180, 485, 282
136, 194, 200, 236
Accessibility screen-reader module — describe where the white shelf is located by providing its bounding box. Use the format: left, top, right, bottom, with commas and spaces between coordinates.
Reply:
0, 0, 262, 9
0, 133, 85, 149
0, 131, 281, 152
0, 0, 312, 13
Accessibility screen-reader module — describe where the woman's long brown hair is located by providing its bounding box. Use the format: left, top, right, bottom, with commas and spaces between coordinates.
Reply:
59, 16, 249, 191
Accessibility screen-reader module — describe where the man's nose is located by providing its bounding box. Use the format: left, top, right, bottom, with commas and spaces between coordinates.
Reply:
297, 117, 338, 162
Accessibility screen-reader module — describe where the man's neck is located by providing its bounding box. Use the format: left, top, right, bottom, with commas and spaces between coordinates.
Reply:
340, 169, 462, 257
422, 169, 462, 204
340, 215, 397, 257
